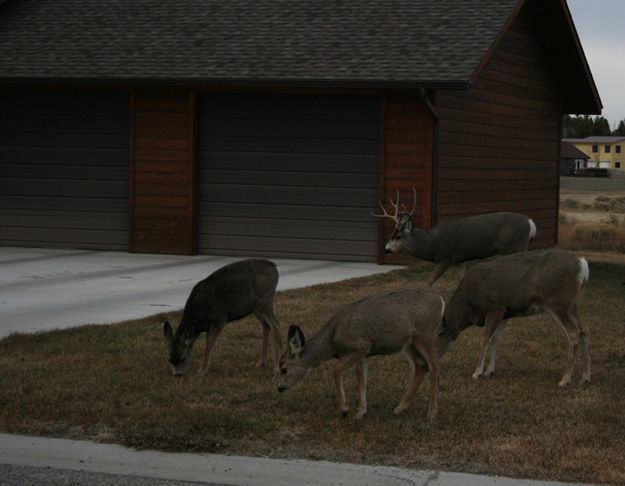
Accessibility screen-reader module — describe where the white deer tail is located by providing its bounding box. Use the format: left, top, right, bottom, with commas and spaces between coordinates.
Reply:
578, 257, 590, 289
528, 218, 537, 241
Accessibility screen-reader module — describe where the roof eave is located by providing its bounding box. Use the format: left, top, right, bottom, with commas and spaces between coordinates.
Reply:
0, 76, 471, 92
558, 0, 603, 114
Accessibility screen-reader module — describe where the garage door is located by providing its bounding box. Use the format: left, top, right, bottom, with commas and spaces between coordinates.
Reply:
197, 93, 381, 261
0, 91, 129, 250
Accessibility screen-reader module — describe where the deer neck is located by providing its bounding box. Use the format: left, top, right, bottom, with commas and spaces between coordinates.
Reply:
174, 317, 201, 347
436, 297, 472, 358
300, 325, 336, 369
436, 325, 460, 359
403, 227, 435, 260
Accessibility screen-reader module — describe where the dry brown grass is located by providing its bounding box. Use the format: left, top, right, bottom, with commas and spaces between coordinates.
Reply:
559, 190, 625, 253
1, 259, 624, 484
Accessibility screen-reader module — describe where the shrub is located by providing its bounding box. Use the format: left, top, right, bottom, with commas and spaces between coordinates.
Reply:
561, 198, 580, 210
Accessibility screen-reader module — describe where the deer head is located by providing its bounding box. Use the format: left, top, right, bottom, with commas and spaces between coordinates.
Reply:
277, 325, 310, 393
163, 320, 195, 376
372, 188, 417, 254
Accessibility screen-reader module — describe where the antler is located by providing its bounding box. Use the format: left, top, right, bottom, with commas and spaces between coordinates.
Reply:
372, 188, 417, 222
372, 191, 401, 223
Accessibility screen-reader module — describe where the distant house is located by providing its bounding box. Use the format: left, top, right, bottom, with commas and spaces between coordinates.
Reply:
563, 137, 625, 173
0, 0, 602, 262
560, 141, 590, 176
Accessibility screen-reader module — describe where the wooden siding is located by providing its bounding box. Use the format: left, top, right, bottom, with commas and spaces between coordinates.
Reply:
378, 93, 434, 264
0, 91, 129, 250
130, 89, 196, 254
196, 93, 380, 261
435, 6, 562, 249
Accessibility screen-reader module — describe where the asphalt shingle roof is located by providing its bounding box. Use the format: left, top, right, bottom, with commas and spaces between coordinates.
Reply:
0, 0, 521, 86
560, 141, 589, 159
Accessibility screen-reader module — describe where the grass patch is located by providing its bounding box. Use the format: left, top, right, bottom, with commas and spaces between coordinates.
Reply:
1, 261, 625, 484
559, 210, 625, 252
559, 193, 625, 252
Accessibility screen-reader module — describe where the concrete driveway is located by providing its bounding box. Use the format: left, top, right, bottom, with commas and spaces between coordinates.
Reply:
0, 246, 401, 339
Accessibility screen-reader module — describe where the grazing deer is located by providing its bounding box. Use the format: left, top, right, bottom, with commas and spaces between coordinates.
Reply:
277, 288, 445, 420
373, 189, 536, 286
163, 259, 281, 376
440, 249, 590, 387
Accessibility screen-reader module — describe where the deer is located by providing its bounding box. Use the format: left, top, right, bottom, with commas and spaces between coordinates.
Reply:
439, 249, 590, 387
163, 259, 281, 376
277, 288, 445, 420
373, 189, 537, 287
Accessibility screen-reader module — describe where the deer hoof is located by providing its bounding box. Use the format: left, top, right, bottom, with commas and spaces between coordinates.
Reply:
580, 375, 591, 386
356, 410, 366, 420
558, 378, 571, 388
393, 405, 406, 416
472, 371, 483, 380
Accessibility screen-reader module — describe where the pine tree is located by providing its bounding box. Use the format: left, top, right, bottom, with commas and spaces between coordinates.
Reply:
593, 116, 611, 136
613, 120, 625, 136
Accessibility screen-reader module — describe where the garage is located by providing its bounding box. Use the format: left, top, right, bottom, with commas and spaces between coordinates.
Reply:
197, 93, 381, 261
0, 91, 129, 250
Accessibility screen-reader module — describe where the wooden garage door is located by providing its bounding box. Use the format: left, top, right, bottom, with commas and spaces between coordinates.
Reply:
197, 93, 381, 261
0, 91, 129, 250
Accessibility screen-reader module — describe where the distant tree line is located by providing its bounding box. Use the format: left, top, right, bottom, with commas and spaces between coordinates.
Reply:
562, 115, 625, 138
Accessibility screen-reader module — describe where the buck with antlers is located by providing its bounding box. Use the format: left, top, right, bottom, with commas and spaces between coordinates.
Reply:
373, 189, 537, 286
440, 249, 590, 387
277, 288, 444, 420
163, 259, 281, 376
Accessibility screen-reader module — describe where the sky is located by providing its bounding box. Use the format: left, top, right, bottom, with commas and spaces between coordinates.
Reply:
567, 0, 625, 129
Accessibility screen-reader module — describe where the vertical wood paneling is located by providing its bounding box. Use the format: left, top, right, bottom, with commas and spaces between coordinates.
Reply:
435, 5, 562, 249
130, 89, 195, 254
378, 93, 433, 264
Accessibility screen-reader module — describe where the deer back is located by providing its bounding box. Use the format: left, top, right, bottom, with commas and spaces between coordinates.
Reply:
445, 249, 588, 332
175, 259, 278, 336
330, 288, 444, 356
427, 212, 534, 263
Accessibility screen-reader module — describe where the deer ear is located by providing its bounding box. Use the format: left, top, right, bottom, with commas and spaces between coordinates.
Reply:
403, 219, 413, 233
287, 325, 305, 355
163, 321, 173, 341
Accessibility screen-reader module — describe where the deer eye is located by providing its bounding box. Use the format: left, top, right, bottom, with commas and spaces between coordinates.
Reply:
281, 367, 287, 375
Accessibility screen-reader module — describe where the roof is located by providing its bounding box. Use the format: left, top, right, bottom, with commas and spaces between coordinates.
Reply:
0, 0, 518, 87
560, 141, 589, 159
0, 0, 602, 113
563, 137, 625, 144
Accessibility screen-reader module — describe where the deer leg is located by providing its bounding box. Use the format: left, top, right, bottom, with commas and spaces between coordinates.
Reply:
256, 323, 271, 369
548, 307, 580, 387
416, 339, 440, 420
427, 261, 452, 287
485, 319, 508, 376
356, 359, 368, 420
254, 309, 282, 372
333, 350, 369, 417
569, 302, 591, 385
267, 311, 282, 373
473, 309, 505, 380
200, 321, 226, 376
393, 344, 428, 417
